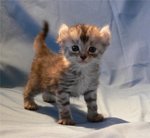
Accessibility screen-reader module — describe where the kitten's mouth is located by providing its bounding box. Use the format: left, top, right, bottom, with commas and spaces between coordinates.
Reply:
78, 60, 88, 64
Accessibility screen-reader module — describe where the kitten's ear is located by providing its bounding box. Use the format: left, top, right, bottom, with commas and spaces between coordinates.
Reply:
57, 24, 69, 45
100, 25, 111, 46
58, 24, 69, 35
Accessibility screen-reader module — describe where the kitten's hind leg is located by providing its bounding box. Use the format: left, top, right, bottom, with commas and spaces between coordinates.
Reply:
84, 90, 104, 122
42, 91, 56, 103
23, 82, 40, 110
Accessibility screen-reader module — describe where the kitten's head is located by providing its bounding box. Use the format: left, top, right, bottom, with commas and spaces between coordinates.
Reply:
57, 24, 111, 66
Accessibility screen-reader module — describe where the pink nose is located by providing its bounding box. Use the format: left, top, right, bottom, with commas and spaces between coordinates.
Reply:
80, 55, 87, 60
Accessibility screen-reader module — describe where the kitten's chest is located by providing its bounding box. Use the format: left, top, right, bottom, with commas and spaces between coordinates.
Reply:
70, 67, 98, 96
76, 71, 91, 94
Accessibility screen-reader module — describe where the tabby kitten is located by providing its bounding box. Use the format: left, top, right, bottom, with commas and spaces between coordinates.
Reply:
24, 21, 111, 125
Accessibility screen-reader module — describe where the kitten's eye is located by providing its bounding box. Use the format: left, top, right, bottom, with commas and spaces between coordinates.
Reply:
72, 45, 79, 52
89, 47, 96, 53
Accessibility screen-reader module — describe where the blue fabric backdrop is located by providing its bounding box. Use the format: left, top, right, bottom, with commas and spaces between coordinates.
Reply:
1, 0, 150, 89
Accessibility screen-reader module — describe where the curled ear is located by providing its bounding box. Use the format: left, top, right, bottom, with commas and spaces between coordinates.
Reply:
100, 25, 111, 46
57, 24, 69, 45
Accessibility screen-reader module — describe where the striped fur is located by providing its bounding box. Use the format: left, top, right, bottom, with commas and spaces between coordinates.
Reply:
24, 21, 111, 125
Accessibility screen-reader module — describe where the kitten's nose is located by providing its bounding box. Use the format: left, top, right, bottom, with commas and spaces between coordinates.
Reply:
80, 55, 87, 60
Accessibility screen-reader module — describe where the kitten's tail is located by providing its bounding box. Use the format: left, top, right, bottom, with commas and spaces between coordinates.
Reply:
33, 21, 49, 54
42, 20, 49, 39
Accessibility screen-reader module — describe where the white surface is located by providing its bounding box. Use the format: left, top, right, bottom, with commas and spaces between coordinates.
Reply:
0, 87, 150, 138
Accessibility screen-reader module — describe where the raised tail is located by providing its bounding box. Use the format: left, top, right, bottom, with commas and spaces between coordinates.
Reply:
33, 21, 49, 54
42, 20, 49, 39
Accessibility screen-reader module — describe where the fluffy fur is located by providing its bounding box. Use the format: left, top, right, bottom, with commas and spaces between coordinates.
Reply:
23, 21, 111, 125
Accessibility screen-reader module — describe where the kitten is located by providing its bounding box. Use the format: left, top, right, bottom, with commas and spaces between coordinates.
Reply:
24, 21, 111, 125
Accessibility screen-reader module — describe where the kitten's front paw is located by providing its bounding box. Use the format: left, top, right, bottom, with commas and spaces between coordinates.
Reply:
87, 113, 104, 122
24, 101, 38, 110
57, 119, 76, 125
